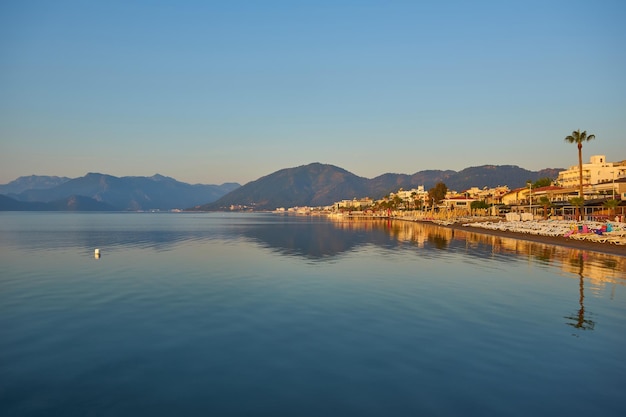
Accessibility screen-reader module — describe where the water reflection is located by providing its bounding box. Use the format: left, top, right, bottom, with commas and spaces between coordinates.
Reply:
326, 218, 626, 335
564, 253, 595, 332
325, 217, 625, 268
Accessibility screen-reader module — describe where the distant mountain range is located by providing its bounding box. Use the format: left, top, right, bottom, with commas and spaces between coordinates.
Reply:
1, 163, 562, 212
0, 173, 240, 211
196, 163, 563, 211
0, 175, 72, 195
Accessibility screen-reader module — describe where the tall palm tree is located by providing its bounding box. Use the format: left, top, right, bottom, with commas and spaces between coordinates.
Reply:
564, 129, 595, 199
565, 130, 595, 220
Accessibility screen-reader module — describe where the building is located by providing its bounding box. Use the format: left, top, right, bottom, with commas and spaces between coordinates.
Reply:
441, 196, 477, 210
556, 155, 626, 193
337, 197, 374, 209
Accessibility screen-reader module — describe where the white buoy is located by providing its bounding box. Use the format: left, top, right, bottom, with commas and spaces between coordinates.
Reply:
94, 248, 100, 259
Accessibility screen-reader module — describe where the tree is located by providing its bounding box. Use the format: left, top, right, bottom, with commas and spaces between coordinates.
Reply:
569, 197, 585, 220
411, 191, 417, 210
428, 182, 448, 207
470, 201, 489, 210
392, 195, 403, 210
538, 196, 552, 220
565, 129, 595, 220
603, 199, 620, 218
564, 129, 595, 199
533, 177, 553, 188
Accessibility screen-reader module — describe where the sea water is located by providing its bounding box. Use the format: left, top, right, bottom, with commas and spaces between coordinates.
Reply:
1, 212, 625, 416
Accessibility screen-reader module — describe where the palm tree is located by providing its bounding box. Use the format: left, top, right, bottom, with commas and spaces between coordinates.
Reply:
564, 129, 595, 199
565, 130, 595, 220
569, 197, 585, 220
538, 196, 552, 220
603, 199, 620, 219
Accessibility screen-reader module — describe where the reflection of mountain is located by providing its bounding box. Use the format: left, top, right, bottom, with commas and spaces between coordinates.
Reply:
238, 218, 398, 259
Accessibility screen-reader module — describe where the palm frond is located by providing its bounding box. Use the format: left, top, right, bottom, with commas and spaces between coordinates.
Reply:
564, 129, 596, 143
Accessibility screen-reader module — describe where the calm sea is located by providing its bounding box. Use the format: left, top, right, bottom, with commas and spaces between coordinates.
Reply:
1, 212, 625, 417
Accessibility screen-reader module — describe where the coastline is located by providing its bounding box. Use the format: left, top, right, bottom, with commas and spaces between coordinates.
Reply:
434, 221, 626, 257
308, 211, 626, 257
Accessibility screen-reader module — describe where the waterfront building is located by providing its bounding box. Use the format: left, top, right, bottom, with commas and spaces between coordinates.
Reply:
337, 197, 374, 210
556, 155, 626, 196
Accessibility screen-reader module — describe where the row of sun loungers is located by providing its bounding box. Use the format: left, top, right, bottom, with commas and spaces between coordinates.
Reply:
461, 220, 626, 245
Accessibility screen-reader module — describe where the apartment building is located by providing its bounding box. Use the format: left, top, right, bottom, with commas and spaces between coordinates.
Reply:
557, 155, 626, 190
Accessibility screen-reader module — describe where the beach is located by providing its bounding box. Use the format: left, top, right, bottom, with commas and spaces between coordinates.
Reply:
442, 221, 626, 257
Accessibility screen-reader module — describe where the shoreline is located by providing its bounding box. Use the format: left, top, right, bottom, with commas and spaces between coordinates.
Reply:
431, 221, 626, 257
298, 211, 626, 257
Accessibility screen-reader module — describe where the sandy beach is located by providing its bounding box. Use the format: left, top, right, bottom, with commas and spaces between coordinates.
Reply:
443, 221, 626, 257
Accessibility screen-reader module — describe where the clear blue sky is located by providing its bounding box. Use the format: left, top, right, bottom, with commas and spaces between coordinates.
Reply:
1, 0, 625, 185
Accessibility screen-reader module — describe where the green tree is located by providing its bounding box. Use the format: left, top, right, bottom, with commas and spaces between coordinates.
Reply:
569, 197, 585, 220
603, 199, 620, 218
564, 129, 595, 199
392, 195, 403, 210
539, 196, 552, 220
411, 192, 417, 210
428, 182, 448, 206
565, 130, 595, 220
533, 177, 553, 188
470, 200, 489, 210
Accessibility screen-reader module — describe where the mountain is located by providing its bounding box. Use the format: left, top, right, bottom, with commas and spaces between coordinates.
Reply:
0, 194, 50, 210
367, 170, 457, 197
436, 165, 562, 191
0, 175, 71, 195
194, 163, 372, 211
6, 173, 240, 211
0, 194, 117, 211
196, 163, 564, 211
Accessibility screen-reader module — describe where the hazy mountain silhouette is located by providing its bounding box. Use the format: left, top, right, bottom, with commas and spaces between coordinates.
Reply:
2, 164, 563, 212
0, 194, 117, 211
3, 173, 240, 211
0, 175, 71, 195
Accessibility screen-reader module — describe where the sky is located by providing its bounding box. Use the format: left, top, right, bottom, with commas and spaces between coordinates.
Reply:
1, 0, 625, 186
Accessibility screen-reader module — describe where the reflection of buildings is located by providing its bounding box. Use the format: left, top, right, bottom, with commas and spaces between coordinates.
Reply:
455, 228, 626, 287
327, 217, 626, 288
328, 217, 431, 248
330, 217, 625, 334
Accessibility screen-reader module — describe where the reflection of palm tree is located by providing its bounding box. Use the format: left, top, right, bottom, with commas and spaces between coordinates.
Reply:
565, 253, 595, 331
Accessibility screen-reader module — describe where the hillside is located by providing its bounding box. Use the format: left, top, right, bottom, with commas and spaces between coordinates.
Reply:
0, 175, 71, 195
0, 194, 117, 211
195, 163, 371, 211
3, 173, 240, 211
195, 163, 563, 211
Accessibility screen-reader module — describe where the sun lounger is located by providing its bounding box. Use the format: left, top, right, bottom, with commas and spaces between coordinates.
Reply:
607, 236, 626, 245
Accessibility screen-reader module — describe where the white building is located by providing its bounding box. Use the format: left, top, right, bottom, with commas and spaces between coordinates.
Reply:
557, 155, 626, 191
337, 198, 374, 209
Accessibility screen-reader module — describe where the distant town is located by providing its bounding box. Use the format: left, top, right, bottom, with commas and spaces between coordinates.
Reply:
277, 155, 626, 222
